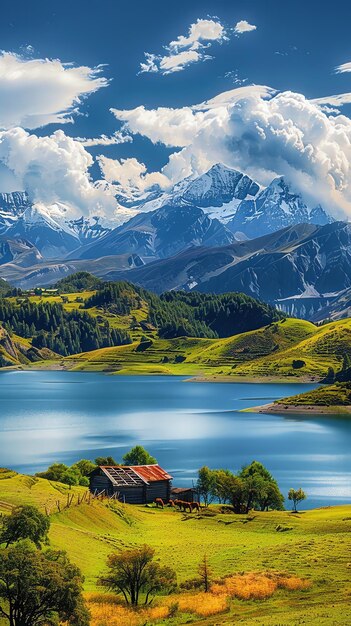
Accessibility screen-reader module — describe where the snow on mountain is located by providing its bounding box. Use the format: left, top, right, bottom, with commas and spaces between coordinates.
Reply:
125, 164, 260, 220
0, 193, 112, 259
227, 177, 333, 238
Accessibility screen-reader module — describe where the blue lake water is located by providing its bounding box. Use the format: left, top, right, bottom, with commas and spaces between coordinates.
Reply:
0, 371, 350, 509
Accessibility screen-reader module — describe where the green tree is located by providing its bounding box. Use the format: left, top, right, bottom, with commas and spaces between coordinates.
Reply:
99, 544, 176, 606
239, 461, 284, 512
288, 487, 307, 512
61, 468, 80, 489
122, 445, 157, 466
197, 466, 216, 507
36, 462, 68, 482
94, 455, 118, 466
0, 541, 89, 626
71, 459, 96, 476
0, 505, 50, 549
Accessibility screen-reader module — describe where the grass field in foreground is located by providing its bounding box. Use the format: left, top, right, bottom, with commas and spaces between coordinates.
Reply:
0, 469, 350, 625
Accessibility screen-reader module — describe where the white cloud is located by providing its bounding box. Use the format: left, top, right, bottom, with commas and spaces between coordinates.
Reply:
0, 127, 117, 218
0, 52, 108, 130
97, 155, 170, 194
234, 20, 257, 34
335, 61, 351, 74
76, 131, 132, 147
110, 86, 351, 218
139, 18, 226, 75
169, 18, 226, 49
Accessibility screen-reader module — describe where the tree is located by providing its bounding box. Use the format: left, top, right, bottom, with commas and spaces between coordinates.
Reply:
99, 544, 176, 606
36, 462, 68, 482
94, 455, 118, 466
0, 505, 50, 548
61, 468, 80, 489
198, 554, 212, 593
71, 459, 96, 476
0, 541, 89, 626
239, 461, 284, 512
197, 466, 216, 507
288, 488, 307, 512
122, 445, 157, 466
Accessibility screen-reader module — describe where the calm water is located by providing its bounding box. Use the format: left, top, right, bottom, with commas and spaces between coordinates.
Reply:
0, 371, 350, 509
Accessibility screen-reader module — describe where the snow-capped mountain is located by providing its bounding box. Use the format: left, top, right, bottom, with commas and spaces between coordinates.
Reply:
227, 177, 332, 238
0, 193, 111, 259
0, 192, 31, 234
65, 216, 111, 244
124, 163, 260, 221
115, 164, 332, 237
70, 203, 235, 262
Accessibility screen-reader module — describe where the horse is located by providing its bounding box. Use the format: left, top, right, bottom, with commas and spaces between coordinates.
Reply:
190, 501, 200, 512
174, 499, 183, 510
168, 500, 175, 508
155, 498, 164, 509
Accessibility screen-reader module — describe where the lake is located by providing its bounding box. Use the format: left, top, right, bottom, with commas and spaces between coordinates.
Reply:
0, 371, 350, 509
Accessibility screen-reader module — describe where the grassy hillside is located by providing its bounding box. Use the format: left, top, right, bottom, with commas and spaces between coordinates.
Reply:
0, 469, 350, 625
64, 317, 351, 381
280, 382, 351, 406
2, 277, 351, 380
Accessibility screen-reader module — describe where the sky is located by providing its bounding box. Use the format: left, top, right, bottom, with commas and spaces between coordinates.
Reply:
1, 0, 351, 222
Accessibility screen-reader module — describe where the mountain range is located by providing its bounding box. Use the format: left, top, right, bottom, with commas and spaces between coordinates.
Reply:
0, 163, 349, 322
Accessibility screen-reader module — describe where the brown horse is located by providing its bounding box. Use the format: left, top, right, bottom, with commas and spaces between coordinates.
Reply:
174, 499, 183, 510
190, 501, 200, 512
168, 500, 175, 508
155, 498, 164, 509
182, 501, 192, 513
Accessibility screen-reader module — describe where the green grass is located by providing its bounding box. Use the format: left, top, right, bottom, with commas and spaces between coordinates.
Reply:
280, 382, 351, 406
0, 470, 351, 624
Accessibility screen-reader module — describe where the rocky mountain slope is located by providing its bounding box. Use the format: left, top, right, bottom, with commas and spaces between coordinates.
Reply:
227, 177, 332, 238
71, 204, 235, 261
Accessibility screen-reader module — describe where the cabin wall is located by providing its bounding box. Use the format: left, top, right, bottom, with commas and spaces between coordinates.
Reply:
145, 480, 170, 503
90, 472, 113, 495
114, 485, 145, 504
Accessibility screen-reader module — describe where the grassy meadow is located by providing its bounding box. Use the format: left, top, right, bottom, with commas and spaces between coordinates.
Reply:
0, 469, 350, 625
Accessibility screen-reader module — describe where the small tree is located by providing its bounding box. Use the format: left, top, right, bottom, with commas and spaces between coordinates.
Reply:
122, 445, 157, 466
0, 541, 89, 626
95, 455, 118, 466
198, 554, 212, 592
0, 505, 50, 548
197, 466, 216, 507
288, 488, 307, 512
99, 544, 176, 606
71, 459, 96, 476
61, 468, 80, 489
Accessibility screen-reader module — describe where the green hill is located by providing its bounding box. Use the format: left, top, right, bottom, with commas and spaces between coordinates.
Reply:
0, 469, 350, 625
1, 273, 351, 380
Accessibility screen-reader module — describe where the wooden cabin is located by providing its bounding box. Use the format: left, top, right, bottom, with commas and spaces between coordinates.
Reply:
170, 487, 199, 503
89, 464, 172, 504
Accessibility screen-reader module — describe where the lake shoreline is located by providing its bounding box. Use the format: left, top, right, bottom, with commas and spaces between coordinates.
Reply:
243, 402, 351, 415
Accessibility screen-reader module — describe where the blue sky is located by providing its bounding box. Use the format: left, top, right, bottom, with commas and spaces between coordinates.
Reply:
1, 0, 351, 221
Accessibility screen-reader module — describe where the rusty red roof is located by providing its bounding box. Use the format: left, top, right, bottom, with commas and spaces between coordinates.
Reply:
130, 464, 172, 482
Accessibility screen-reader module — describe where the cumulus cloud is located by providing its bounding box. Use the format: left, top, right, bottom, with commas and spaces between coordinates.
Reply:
111, 86, 351, 217
0, 127, 117, 218
234, 20, 257, 34
0, 52, 108, 129
335, 61, 351, 74
139, 18, 226, 75
97, 155, 170, 194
